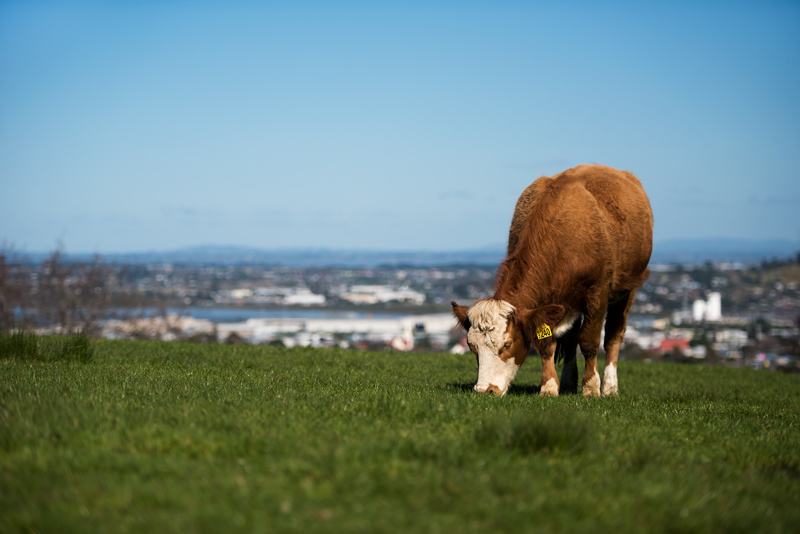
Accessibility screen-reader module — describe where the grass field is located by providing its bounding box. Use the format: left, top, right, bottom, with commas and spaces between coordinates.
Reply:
2, 338, 799, 533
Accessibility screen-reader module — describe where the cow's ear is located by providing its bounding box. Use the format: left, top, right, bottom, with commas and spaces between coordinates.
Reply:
520, 304, 565, 343
451, 301, 471, 331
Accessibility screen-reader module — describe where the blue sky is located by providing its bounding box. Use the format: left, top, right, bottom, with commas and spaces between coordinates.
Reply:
1, 1, 799, 253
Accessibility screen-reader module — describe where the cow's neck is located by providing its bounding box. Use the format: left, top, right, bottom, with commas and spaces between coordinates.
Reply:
492, 253, 552, 311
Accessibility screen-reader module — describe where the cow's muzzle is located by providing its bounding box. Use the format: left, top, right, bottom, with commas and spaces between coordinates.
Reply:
475, 384, 502, 396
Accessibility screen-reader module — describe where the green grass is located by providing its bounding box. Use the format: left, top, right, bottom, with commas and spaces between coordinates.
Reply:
1, 339, 799, 533
1, 330, 94, 363
0, 330, 40, 360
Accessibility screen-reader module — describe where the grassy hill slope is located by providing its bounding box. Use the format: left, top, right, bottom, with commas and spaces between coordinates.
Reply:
2, 339, 799, 533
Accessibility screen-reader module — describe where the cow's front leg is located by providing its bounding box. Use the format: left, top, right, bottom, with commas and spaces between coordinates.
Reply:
539, 342, 559, 396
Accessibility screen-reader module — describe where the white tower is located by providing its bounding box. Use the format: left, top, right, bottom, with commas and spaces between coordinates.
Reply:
692, 299, 707, 322
706, 292, 722, 321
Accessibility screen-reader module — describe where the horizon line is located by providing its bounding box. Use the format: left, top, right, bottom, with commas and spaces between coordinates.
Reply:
5, 236, 800, 257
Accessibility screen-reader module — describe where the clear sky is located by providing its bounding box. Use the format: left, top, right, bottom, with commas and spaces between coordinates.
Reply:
2, 1, 799, 253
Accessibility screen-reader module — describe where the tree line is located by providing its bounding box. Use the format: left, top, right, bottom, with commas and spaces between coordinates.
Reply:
0, 245, 117, 335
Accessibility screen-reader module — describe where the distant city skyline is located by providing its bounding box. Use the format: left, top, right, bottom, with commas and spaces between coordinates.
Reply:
2, 2, 799, 254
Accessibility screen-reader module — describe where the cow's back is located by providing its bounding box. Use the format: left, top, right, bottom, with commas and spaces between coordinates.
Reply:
508, 165, 653, 297
560, 165, 653, 290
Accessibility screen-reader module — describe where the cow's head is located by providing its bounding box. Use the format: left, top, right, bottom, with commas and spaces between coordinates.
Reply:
452, 299, 566, 396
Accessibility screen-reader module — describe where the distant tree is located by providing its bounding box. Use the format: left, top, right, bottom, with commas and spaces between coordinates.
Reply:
225, 332, 247, 345
37, 247, 87, 334
706, 342, 719, 366
618, 343, 649, 362
0, 247, 13, 331
0, 245, 33, 332
22, 245, 118, 336
667, 347, 686, 363
690, 262, 715, 288
747, 323, 758, 342
689, 328, 707, 347
74, 254, 116, 335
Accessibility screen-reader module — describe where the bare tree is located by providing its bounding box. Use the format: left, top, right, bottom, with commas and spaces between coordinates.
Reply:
0, 244, 34, 333
0, 245, 118, 335
37, 246, 76, 333
72, 254, 117, 336
27, 246, 117, 335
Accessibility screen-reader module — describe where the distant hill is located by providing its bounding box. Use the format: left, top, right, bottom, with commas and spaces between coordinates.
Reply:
649, 238, 800, 265
56, 246, 508, 267
22, 239, 799, 267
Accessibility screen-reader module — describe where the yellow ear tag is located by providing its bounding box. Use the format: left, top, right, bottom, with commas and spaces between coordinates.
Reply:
536, 324, 552, 340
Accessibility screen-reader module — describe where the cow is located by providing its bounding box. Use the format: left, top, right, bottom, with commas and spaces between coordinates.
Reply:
452, 164, 653, 397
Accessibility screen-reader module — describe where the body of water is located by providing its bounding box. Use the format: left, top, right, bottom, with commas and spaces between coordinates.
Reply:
155, 308, 660, 326
139, 307, 417, 323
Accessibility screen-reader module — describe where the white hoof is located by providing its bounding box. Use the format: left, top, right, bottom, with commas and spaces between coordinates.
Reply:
582, 370, 601, 397
540, 377, 559, 397
601, 364, 619, 396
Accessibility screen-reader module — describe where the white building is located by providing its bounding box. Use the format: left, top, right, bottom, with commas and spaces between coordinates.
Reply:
706, 292, 722, 321
692, 299, 707, 322
340, 285, 426, 305
215, 313, 455, 351
692, 292, 722, 322
283, 288, 326, 306
216, 286, 326, 306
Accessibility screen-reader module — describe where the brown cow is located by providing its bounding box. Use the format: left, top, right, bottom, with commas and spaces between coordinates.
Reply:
452, 164, 653, 396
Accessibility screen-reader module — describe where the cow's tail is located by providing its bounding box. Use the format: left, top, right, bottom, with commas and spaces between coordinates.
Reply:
554, 316, 582, 368
554, 339, 565, 367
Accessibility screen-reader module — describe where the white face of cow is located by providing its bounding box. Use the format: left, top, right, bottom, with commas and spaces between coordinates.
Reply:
452, 298, 575, 396
465, 300, 521, 396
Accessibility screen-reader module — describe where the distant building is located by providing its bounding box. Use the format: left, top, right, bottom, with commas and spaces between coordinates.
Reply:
706, 292, 722, 321
692, 292, 722, 321
340, 285, 426, 305
283, 289, 326, 306
212, 313, 455, 351
215, 286, 325, 306
692, 299, 706, 322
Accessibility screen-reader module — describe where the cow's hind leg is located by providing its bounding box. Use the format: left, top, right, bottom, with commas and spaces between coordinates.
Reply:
579, 291, 608, 397
558, 317, 582, 394
602, 290, 637, 396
